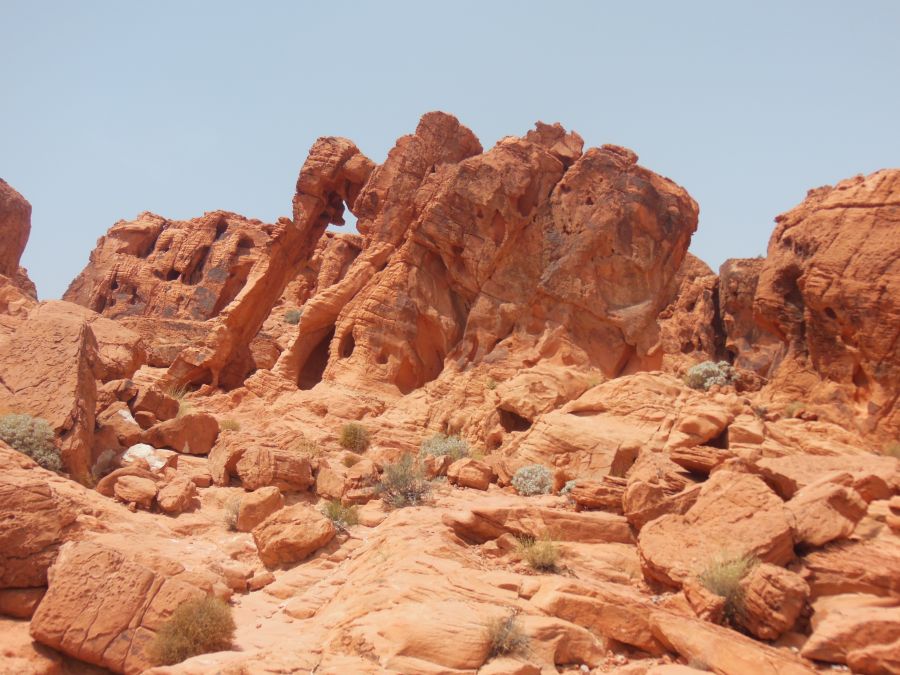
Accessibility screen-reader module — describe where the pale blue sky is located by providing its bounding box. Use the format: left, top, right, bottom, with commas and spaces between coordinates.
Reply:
2, 1, 899, 299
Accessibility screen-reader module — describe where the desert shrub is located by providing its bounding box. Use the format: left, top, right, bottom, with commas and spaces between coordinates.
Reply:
485, 610, 529, 658
420, 433, 469, 461
884, 442, 900, 459
340, 422, 370, 452
511, 464, 552, 496
342, 453, 361, 468
150, 596, 236, 665
223, 496, 241, 531
698, 553, 758, 621
516, 534, 559, 572
321, 499, 359, 529
559, 479, 577, 497
219, 418, 240, 432
297, 438, 321, 457
684, 361, 735, 391
0, 413, 62, 471
284, 308, 302, 325
783, 400, 805, 419
377, 454, 431, 508
486, 377, 498, 390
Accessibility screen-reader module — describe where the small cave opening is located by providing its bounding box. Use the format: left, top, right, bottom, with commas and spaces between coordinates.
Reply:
498, 408, 532, 433
707, 426, 730, 450
298, 327, 335, 390
214, 220, 229, 241
166, 268, 180, 282
184, 246, 210, 286
824, 307, 837, 320
339, 331, 356, 359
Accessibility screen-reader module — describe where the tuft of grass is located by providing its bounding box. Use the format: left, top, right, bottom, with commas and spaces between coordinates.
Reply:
342, 453, 361, 468
149, 596, 236, 665
377, 454, 431, 508
339, 422, 370, 452
219, 418, 240, 432
223, 496, 240, 531
884, 442, 900, 459
0, 413, 62, 471
515, 534, 560, 572
420, 433, 469, 461
783, 400, 805, 419
284, 308, 302, 325
321, 499, 359, 529
697, 553, 759, 622
297, 438, 321, 457
485, 610, 529, 658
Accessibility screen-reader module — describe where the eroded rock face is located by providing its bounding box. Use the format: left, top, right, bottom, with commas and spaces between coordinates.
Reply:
754, 170, 900, 438
0, 179, 36, 298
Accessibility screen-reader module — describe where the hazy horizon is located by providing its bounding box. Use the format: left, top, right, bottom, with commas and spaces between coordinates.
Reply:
3, 1, 899, 299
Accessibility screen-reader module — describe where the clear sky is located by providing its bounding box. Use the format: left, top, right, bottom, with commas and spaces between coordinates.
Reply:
2, 1, 899, 299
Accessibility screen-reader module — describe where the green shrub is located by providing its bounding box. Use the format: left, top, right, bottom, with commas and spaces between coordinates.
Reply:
884, 442, 900, 459
0, 414, 62, 471
284, 308, 302, 325
339, 423, 370, 452
511, 464, 552, 496
150, 596, 236, 665
219, 418, 240, 432
516, 534, 559, 572
420, 433, 469, 461
684, 361, 735, 391
559, 479, 577, 497
321, 499, 359, 529
486, 377, 498, 390
698, 553, 758, 621
485, 610, 529, 658
377, 454, 431, 508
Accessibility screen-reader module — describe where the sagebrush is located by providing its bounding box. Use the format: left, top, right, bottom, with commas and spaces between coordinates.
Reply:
684, 361, 735, 391
485, 611, 529, 658
0, 413, 62, 471
377, 454, 431, 508
284, 308, 302, 325
150, 596, 235, 665
698, 553, 758, 621
511, 464, 552, 496
219, 418, 240, 432
223, 496, 240, 531
420, 433, 469, 461
340, 423, 370, 452
321, 499, 359, 529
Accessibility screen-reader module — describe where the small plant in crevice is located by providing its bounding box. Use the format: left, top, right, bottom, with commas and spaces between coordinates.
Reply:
420, 433, 469, 462
321, 499, 359, 529
149, 596, 236, 666
219, 418, 240, 432
340, 422, 370, 452
284, 308, 302, 325
223, 496, 241, 531
377, 454, 431, 508
782, 400, 806, 419
697, 553, 759, 622
883, 441, 900, 459
485, 610, 529, 658
297, 438, 321, 457
0, 413, 62, 471
515, 533, 560, 572
684, 361, 735, 391
559, 479, 577, 498
486, 377, 498, 390
511, 464, 553, 496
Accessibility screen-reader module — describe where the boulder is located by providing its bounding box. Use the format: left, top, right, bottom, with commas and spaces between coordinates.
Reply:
140, 412, 219, 455
568, 476, 626, 513
0, 587, 46, 619
638, 471, 794, 587
784, 474, 868, 547
237, 486, 284, 532
447, 457, 494, 490
802, 538, 900, 598
802, 603, 900, 671
113, 475, 158, 509
736, 563, 809, 640
30, 541, 211, 674
252, 504, 335, 567
235, 446, 314, 491
131, 385, 179, 426
156, 475, 197, 514
0, 179, 35, 295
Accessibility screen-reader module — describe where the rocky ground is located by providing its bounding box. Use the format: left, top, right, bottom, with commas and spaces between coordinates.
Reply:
0, 113, 898, 675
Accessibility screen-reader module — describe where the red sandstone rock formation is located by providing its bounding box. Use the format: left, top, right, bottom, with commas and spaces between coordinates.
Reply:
1, 115, 899, 675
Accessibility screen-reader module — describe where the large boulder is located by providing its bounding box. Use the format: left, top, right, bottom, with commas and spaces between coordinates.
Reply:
638, 471, 794, 587
0, 179, 35, 296
252, 504, 335, 567
140, 412, 219, 455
